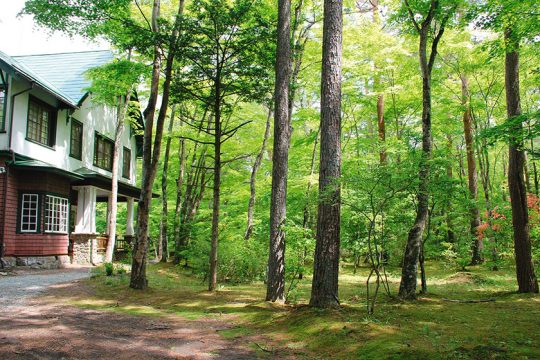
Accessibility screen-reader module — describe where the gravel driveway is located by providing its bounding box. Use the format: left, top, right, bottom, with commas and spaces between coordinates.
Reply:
0, 268, 91, 308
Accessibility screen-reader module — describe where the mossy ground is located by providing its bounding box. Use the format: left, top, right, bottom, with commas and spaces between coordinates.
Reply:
62, 261, 539, 359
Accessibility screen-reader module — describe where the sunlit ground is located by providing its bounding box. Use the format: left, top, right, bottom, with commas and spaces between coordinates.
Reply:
44, 261, 540, 359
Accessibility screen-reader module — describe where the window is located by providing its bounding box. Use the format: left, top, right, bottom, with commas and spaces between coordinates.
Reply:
44, 195, 69, 233
0, 85, 6, 131
26, 96, 57, 147
94, 132, 114, 171
122, 147, 131, 179
70, 119, 83, 159
20, 194, 40, 233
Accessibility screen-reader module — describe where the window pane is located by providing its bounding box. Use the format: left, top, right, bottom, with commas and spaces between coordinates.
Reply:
44, 195, 69, 233
20, 194, 39, 232
27, 99, 54, 146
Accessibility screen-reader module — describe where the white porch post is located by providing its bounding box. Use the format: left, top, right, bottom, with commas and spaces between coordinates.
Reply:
126, 197, 135, 236
74, 186, 97, 234
106, 193, 113, 234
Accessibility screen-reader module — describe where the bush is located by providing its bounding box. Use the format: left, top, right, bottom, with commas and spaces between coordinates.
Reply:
104, 262, 114, 276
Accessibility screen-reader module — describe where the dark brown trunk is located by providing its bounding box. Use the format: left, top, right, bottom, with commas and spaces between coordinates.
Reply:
504, 28, 538, 293
445, 134, 456, 243
461, 76, 483, 265
159, 105, 176, 263
267, 0, 291, 302
310, 0, 343, 308
131, 0, 184, 289
245, 107, 272, 240
209, 79, 221, 292
172, 136, 186, 264
130, 0, 162, 289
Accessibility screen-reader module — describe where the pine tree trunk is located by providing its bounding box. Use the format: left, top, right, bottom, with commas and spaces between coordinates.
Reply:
310, 0, 343, 309
245, 107, 272, 240
461, 76, 483, 264
504, 28, 539, 293
105, 93, 131, 263
267, 0, 291, 302
159, 105, 176, 263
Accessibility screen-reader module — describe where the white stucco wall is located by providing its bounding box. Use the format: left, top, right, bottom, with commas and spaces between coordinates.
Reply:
2, 76, 137, 186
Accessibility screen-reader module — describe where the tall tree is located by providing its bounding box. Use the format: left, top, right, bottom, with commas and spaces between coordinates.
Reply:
461, 75, 483, 264
473, 0, 539, 292
158, 104, 177, 263
85, 58, 144, 264
245, 107, 272, 240
310, 0, 343, 308
131, 0, 186, 289
398, 0, 456, 300
175, 0, 273, 291
267, 0, 292, 303
504, 27, 539, 293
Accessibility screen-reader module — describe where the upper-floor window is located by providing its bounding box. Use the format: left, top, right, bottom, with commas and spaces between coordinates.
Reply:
70, 119, 83, 160
94, 132, 113, 171
26, 96, 57, 147
122, 147, 131, 179
0, 85, 6, 131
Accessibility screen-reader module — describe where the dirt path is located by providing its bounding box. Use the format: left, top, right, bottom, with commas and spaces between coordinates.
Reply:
0, 270, 260, 359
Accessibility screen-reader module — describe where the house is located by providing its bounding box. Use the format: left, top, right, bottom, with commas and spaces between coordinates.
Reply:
0, 50, 147, 268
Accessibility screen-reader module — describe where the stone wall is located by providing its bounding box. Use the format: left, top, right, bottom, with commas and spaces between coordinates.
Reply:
70, 233, 104, 265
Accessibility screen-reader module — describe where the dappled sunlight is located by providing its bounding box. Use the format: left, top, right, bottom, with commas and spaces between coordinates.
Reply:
33, 262, 539, 359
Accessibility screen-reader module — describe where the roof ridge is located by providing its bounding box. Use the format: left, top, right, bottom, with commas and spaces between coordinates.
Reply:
13, 49, 112, 58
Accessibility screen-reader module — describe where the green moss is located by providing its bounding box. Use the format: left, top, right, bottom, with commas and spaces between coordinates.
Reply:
64, 262, 539, 359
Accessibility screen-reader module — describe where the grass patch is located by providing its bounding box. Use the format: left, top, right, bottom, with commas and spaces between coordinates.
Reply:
60, 261, 539, 359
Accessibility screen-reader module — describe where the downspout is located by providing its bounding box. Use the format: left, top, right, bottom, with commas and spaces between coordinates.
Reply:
0, 81, 34, 267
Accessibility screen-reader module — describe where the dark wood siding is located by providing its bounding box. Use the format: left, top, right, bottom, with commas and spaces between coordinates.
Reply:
1, 158, 71, 256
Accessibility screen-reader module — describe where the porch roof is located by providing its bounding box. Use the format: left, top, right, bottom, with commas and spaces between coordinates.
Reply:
10, 159, 85, 181
72, 167, 159, 200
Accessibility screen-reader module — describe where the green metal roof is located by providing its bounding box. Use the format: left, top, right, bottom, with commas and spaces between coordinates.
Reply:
0, 50, 113, 108
10, 159, 84, 181
14, 50, 113, 107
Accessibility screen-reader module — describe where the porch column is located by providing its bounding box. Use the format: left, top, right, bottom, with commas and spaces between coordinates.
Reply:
106, 193, 113, 234
126, 197, 135, 236
74, 186, 97, 234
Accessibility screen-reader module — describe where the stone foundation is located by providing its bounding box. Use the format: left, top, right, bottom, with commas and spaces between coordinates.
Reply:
13, 256, 60, 269
70, 233, 104, 265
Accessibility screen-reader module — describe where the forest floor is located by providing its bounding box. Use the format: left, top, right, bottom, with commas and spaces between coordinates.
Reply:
6, 261, 538, 359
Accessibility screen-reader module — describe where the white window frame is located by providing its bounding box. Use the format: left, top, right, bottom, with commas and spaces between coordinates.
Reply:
20, 193, 40, 233
44, 195, 69, 234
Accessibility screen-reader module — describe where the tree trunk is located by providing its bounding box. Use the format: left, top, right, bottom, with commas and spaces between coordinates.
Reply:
267, 0, 291, 303
105, 93, 131, 263
310, 0, 343, 309
173, 137, 186, 264
159, 104, 176, 263
373, 0, 385, 164
504, 28, 539, 293
209, 79, 221, 292
131, 0, 184, 289
461, 75, 483, 265
130, 0, 162, 289
245, 107, 272, 240
399, 2, 447, 299
445, 134, 456, 243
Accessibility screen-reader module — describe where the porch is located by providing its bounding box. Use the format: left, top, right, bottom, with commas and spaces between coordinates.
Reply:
70, 185, 136, 265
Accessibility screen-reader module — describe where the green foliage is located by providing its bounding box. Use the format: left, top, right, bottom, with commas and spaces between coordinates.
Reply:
104, 262, 114, 276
